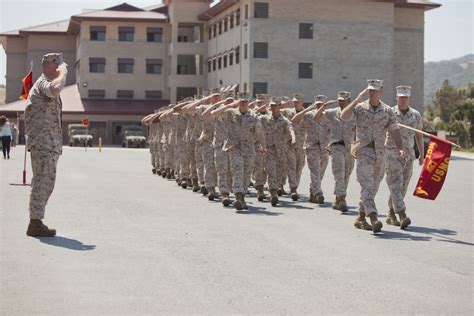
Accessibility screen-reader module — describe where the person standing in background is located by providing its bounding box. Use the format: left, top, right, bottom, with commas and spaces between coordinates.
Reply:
0, 116, 13, 159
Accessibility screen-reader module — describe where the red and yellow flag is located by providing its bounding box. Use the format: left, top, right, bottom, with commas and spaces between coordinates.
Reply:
19, 69, 33, 100
81, 119, 89, 128
413, 137, 452, 200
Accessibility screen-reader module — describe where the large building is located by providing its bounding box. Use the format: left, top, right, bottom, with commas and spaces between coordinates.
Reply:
0, 0, 440, 144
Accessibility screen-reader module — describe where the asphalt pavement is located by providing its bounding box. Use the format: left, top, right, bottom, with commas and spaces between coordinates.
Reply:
0, 145, 472, 315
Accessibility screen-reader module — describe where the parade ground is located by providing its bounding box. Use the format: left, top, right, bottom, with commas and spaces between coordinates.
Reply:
1, 146, 473, 315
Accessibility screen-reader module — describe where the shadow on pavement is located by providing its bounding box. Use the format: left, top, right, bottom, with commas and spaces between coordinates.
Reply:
407, 226, 473, 246
37, 236, 96, 251
279, 201, 313, 210
374, 230, 432, 241
236, 206, 282, 216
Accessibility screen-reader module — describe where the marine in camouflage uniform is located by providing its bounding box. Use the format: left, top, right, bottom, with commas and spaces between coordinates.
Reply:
252, 95, 270, 201
213, 93, 266, 210
385, 86, 423, 229
260, 97, 296, 206
340, 80, 406, 233
282, 93, 306, 201
319, 91, 356, 212
24, 53, 68, 237
292, 95, 334, 205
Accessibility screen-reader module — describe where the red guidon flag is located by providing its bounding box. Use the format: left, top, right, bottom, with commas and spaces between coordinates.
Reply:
19, 69, 33, 100
81, 119, 89, 128
414, 137, 452, 200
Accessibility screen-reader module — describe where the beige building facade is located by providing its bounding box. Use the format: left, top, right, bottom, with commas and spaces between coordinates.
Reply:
0, 0, 439, 144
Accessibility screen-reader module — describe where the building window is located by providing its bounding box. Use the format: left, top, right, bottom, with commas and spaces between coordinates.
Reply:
299, 23, 313, 39
253, 82, 268, 97
224, 55, 228, 68
118, 58, 134, 73
218, 56, 222, 69
145, 90, 162, 99
117, 90, 134, 99
208, 27, 212, 39
229, 52, 234, 66
88, 89, 105, 99
90, 26, 106, 41
147, 27, 163, 42
118, 26, 134, 42
253, 42, 268, 58
218, 21, 222, 35
298, 62, 313, 79
230, 14, 234, 28
236, 9, 241, 26
89, 58, 105, 73
213, 24, 217, 37
177, 35, 188, 42
236, 46, 240, 64
254, 2, 269, 18
244, 43, 248, 60
213, 58, 216, 71
243, 83, 247, 92
224, 18, 228, 32
146, 59, 162, 74
208, 60, 212, 72
245, 4, 249, 19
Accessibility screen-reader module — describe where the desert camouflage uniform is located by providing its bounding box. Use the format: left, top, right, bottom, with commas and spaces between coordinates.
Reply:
175, 114, 188, 180
192, 110, 205, 184
25, 74, 62, 220
323, 108, 356, 197
385, 106, 423, 213
200, 108, 217, 189
161, 118, 174, 172
213, 116, 232, 194
281, 108, 306, 190
351, 100, 399, 215
260, 114, 293, 191
223, 109, 263, 194
319, 115, 332, 181
156, 119, 165, 171
185, 113, 198, 181
253, 111, 269, 188
302, 110, 325, 196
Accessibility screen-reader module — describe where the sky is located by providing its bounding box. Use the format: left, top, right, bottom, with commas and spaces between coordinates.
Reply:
0, 0, 472, 85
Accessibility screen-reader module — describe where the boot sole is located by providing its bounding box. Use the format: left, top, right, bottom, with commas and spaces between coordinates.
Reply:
400, 218, 411, 229
208, 195, 215, 201
257, 196, 265, 201
291, 194, 298, 201
372, 221, 383, 233
234, 201, 243, 211
222, 199, 231, 207
271, 197, 278, 206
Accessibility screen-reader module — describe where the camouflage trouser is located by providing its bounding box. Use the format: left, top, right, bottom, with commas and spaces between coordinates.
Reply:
152, 143, 159, 168
163, 142, 175, 170
306, 147, 323, 195
215, 147, 232, 194
320, 148, 330, 181
356, 147, 385, 215
177, 140, 189, 180
253, 146, 267, 187
266, 145, 287, 191
287, 144, 305, 189
158, 143, 165, 170
149, 143, 156, 167
229, 147, 255, 194
386, 150, 413, 213
330, 144, 354, 196
187, 141, 198, 180
194, 141, 205, 184
202, 142, 217, 188
29, 149, 60, 220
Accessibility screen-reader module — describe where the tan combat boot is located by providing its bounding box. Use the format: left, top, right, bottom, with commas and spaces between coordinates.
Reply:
368, 213, 383, 233
242, 194, 248, 209
181, 178, 188, 189
309, 193, 318, 203
316, 193, 325, 204
354, 211, 372, 231
207, 187, 216, 201
234, 192, 244, 210
338, 196, 348, 213
386, 208, 400, 226
26, 219, 56, 237
157, 168, 162, 176
277, 187, 287, 196
270, 189, 279, 206
332, 196, 340, 210
152, 167, 157, 174
192, 179, 200, 192
290, 187, 299, 201
222, 192, 231, 207
256, 185, 266, 201
398, 211, 412, 229
200, 185, 208, 195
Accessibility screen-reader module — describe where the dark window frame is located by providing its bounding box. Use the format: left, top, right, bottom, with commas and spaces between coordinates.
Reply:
253, 42, 268, 59
254, 2, 269, 18
298, 62, 313, 79
299, 23, 314, 39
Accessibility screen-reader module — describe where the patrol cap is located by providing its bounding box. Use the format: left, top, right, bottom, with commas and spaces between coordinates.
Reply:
292, 93, 304, 102
396, 86, 412, 97
256, 94, 268, 102
367, 79, 383, 91
269, 96, 282, 106
41, 53, 64, 65
337, 91, 351, 101
238, 92, 251, 101
314, 95, 328, 104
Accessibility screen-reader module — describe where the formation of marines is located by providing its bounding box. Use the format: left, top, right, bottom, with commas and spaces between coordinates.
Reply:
144, 79, 424, 234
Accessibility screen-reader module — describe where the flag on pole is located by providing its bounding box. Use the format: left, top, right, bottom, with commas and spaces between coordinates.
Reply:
19, 64, 33, 100
81, 119, 89, 128
413, 137, 452, 200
